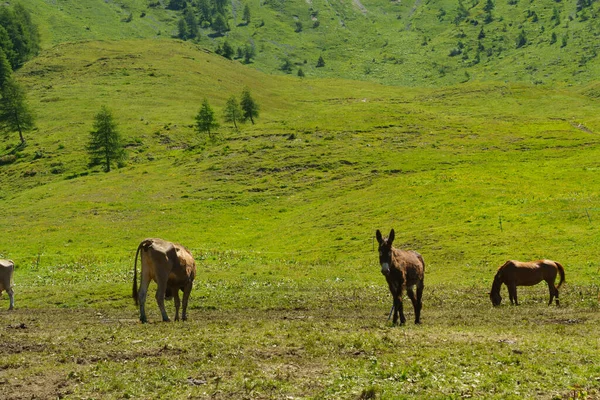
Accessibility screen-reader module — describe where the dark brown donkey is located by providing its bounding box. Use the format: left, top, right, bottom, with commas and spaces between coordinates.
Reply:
489, 259, 565, 306
376, 229, 425, 324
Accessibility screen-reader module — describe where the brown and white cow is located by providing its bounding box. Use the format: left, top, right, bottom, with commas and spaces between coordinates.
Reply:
0, 259, 15, 310
132, 238, 196, 323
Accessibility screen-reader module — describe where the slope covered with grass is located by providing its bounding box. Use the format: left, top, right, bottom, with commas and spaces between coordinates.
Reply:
18, 0, 600, 86
0, 39, 599, 290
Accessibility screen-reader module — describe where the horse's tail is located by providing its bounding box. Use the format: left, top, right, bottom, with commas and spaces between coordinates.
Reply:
133, 240, 148, 306
555, 261, 565, 289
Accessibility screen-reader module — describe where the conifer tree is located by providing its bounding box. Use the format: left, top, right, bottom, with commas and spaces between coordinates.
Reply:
87, 106, 125, 172
0, 77, 34, 144
195, 98, 219, 139
240, 88, 259, 125
243, 4, 251, 24
0, 48, 12, 87
223, 95, 242, 129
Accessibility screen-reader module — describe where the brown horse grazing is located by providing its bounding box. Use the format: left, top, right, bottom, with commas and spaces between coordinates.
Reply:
489, 260, 565, 306
376, 229, 425, 325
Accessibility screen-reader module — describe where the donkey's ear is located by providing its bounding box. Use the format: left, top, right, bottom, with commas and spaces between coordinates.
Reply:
388, 229, 395, 245
375, 230, 383, 244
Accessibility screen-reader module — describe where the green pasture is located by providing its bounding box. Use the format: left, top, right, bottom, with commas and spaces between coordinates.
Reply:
0, 34, 600, 398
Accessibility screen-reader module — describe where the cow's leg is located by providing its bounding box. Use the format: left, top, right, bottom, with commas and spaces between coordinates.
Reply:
181, 283, 192, 321
138, 274, 151, 323
173, 287, 181, 321
7, 287, 14, 310
155, 278, 170, 322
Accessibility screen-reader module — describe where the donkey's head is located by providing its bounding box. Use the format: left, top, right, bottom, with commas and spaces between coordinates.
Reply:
375, 229, 395, 276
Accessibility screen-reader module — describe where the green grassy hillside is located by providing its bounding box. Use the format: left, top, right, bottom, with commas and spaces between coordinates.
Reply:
18, 0, 600, 86
1, 39, 599, 289
1, 3, 600, 399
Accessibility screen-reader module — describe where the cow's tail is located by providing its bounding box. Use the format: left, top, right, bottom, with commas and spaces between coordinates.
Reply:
133, 240, 148, 306
555, 261, 565, 289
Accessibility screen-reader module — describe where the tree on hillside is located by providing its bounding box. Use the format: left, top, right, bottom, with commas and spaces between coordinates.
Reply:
214, 0, 228, 15
0, 48, 12, 87
243, 44, 256, 64
240, 88, 259, 125
0, 77, 34, 145
223, 95, 242, 129
212, 13, 229, 35
453, 0, 469, 25
184, 7, 199, 39
167, 0, 187, 10
515, 29, 527, 48
197, 0, 212, 25
87, 106, 126, 172
316, 55, 325, 67
195, 98, 219, 139
0, 4, 40, 69
243, 4, 251, 24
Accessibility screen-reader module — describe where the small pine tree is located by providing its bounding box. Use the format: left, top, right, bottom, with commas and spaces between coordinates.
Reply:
177, 18, 188, 40
550, 32, 557, 44
212, 13, 229, 35
223, 95, 242, 129
478, 27, 485, 40
243, 44, 255, 64
195, 98, 219, 139
551, 7, 560, 26
0, 77, 34, 144
297, 68, 305, 78
0, 47, 12, 87
316, 55, 325, 67
243, 3, 251, 24
222, 41, 234, 59
184, 8, 199, 39
240, 88, 259, 125
87, 106, 125, 172
515, 29, 527, 48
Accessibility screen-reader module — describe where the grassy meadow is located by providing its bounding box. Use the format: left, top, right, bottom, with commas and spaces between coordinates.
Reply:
1, 1, 600, 396
0, 38, 599, 398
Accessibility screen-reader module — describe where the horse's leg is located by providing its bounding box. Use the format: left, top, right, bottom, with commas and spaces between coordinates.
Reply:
508, 283, 518, 305
546, 280, 555, 306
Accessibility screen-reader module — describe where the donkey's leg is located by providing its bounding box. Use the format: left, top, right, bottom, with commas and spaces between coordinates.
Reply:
407, 286, 421, 324
395, 291, 406, 325
415, 281, 424, 324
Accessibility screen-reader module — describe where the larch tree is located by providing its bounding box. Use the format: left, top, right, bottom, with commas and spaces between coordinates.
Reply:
195, 98, 219, 139
223, 95, 242, 129
0, 77, 34, 145
87, 106, 126, 172
240, 88, 259, 125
